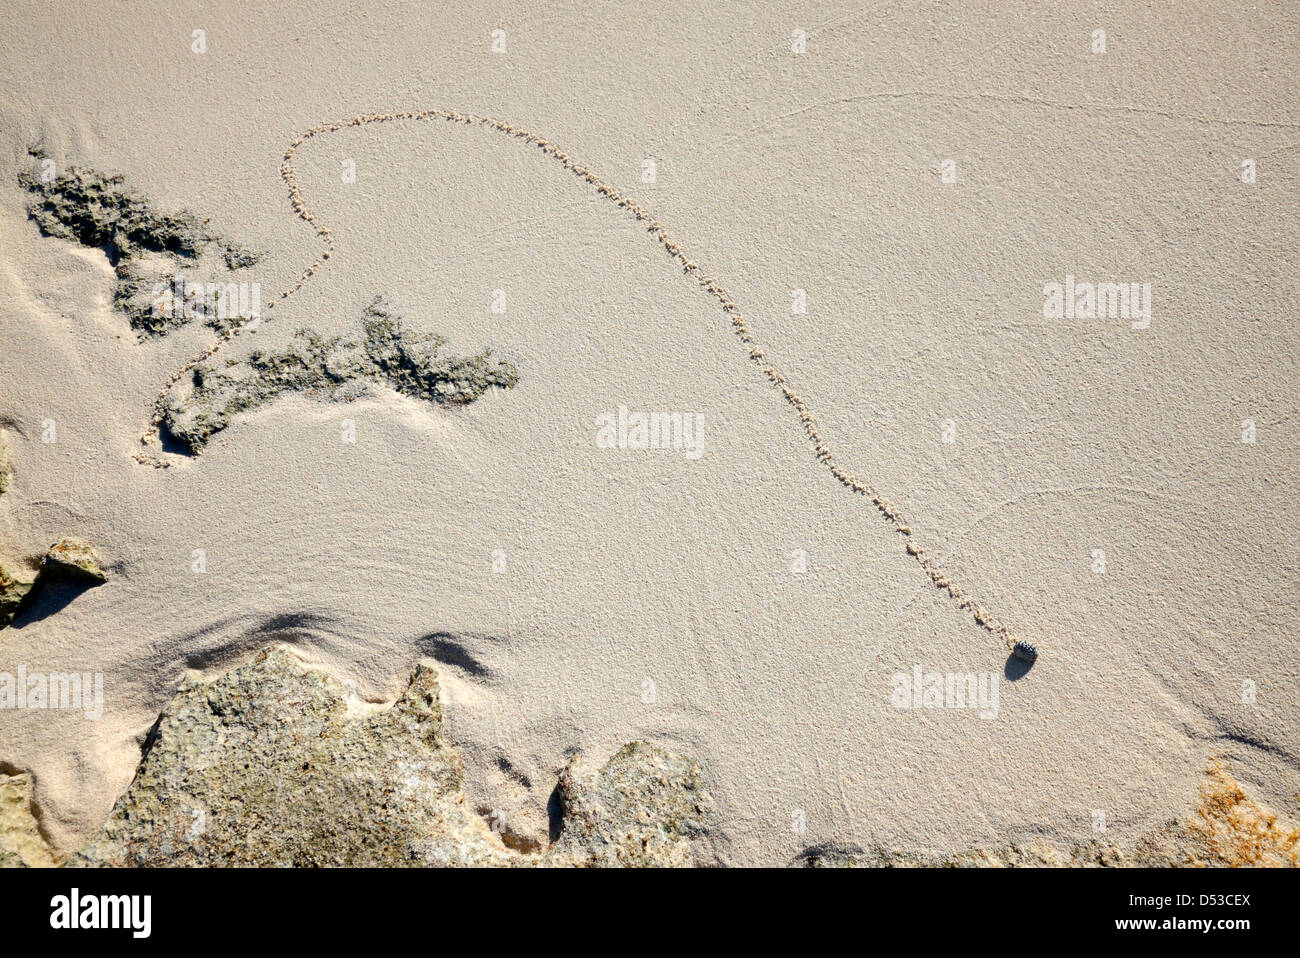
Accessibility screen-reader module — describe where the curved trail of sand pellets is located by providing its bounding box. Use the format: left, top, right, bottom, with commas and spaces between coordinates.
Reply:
135, 109, 1023, 655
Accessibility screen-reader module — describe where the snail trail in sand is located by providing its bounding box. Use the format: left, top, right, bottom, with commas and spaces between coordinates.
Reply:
19, 117, 1029, 657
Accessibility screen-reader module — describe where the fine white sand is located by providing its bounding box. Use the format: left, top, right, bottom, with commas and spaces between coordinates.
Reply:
0, 1, 1297, 864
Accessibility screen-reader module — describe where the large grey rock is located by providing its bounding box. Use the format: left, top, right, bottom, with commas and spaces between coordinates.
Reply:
1, 539, 107, 630
71, 646, 708, 867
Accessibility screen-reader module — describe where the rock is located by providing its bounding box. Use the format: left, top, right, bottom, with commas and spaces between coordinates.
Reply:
19, 152, 256, 267
548, 742, 711, 867
1, 540, 105, 630
0, 773, 55, 867
41, 538, 107, 584
163, 297, 519, 453
1133, 758, 1300, 867
18, 150, 262, 338
0, 561, 37, 627
112, 257, 192, 337
70, 646, 707, 867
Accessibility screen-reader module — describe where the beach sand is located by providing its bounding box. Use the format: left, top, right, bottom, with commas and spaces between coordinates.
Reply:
0, 1, 1296, 864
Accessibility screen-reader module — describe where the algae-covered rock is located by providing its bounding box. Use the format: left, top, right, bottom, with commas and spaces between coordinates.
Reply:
163, 297, 519, 452
0, 773, 55, 867
41, 538, 107, 585
0, 561, 37, 627
19, 149, 262, 338
112, 257, 191, 337
71, 646, 707, 867
114, 256, 263, 337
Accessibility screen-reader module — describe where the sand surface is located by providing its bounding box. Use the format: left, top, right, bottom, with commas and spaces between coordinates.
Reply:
0, 1, 1297, 864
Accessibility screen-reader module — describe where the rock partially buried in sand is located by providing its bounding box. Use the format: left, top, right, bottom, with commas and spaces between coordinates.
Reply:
0, 773, 56, 867
41, 538, 107, 584
0, 540, 105, 630
18, 150, 262, 338
798, 758, 1300, 868
70, 645, 708, 867
162, 297, 519, 453
548, 741, 711, 867
0, 562, 37, 627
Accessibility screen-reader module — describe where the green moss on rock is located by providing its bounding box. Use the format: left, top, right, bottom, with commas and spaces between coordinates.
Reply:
19, 150, 251, 265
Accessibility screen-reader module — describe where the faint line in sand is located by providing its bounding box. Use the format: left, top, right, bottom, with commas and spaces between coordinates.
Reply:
700, 90, 1300, 160
135, 109, 1024, 656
